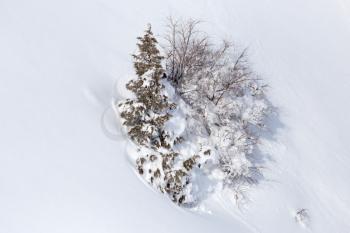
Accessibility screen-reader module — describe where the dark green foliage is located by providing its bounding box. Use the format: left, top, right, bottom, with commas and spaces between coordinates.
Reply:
136, 157, 146, 175
119, 25, 198, 206
203, 149, 211, 155
132, 25, 164, 77
183, 155, 199, 171
164, 169, 188, 204
119, 25, 174, 149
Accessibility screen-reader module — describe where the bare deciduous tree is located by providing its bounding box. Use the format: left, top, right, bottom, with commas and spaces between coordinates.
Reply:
163, 18, 256, 106
163, 18, 270, 189
163, 17, 210, 88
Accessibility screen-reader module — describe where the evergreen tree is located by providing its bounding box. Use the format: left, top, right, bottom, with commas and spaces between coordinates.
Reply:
132, 24, 163, 77
119, 25, 174, 149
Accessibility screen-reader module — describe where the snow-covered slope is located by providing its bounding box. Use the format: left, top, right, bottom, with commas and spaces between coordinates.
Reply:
1, 0, 349, 232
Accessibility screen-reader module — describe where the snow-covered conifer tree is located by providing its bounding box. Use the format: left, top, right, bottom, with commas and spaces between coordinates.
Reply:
119, 25, 173, 149
118, 25, 198, 205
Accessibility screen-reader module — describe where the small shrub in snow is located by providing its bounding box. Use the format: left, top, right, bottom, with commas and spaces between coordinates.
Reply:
295, 208, 310, 227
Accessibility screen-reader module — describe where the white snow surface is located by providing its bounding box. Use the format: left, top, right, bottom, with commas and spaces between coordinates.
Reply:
1, 0, 350, 232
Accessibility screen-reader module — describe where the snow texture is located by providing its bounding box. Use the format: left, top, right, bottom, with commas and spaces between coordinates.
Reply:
1, 0, 350, 233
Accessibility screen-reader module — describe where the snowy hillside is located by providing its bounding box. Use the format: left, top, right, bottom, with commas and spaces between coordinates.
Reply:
1, 0, 350, 233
